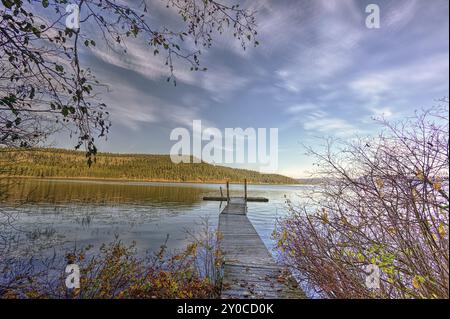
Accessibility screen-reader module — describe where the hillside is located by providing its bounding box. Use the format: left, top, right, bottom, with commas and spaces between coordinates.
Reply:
0, 148, 297, 184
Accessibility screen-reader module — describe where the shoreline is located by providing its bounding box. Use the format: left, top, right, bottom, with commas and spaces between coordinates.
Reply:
0, 175, 313, 186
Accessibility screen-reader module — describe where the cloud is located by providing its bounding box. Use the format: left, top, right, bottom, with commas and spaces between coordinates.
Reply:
196, 65, 251, 102
349, 53, 449, 117
383, 0, 419, 30
285, 103, 318, 114
350, 54, 449, 97
98, 79, 213, 131
90, 41, 194, 84
300, 110, 360, 136
282, 105, 362, 137
272, 0, 364, 93
91, 39, 250, 101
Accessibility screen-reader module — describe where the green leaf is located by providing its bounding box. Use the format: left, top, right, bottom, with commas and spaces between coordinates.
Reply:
55, 64, 64, 72
42, 0, 49, 8
32, 27, 41, 38
1, 0, 14, 9
131, 25, 139, 37
29, 87, 35, 99
61, 107, 69, 117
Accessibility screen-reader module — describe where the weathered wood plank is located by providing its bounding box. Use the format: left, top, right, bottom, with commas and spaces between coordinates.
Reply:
218, 200, 305, 299
203, 196, 269, 202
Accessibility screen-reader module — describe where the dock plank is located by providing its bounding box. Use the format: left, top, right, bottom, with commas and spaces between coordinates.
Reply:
218, 200, 305, 299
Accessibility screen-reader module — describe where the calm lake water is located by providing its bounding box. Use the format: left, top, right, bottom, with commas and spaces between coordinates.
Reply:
0, 179, 312, 259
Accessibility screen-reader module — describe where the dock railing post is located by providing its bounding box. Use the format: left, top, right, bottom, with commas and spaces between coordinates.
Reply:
244, 179, 247, 202
226, 181, 230, 203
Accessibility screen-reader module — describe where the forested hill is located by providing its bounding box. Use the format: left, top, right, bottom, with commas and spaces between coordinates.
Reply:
0, 148, 297, 184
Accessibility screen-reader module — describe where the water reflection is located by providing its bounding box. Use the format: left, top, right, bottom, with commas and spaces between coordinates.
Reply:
2, 179, 209, 206
0, 178, 311, 260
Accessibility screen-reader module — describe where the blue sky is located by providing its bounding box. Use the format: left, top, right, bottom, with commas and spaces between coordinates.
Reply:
52, 0, 449, 178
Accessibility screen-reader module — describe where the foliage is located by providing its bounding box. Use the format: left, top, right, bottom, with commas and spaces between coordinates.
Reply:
276, 102, 449, 299
1, 221, 223, 299
0, 147, 297, 183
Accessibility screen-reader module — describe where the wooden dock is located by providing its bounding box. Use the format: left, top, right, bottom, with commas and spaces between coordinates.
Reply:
203, 196, 268, 202
217, 198, 304, 299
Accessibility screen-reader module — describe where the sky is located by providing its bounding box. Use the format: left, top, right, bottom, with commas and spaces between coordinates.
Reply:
51, 0, 449, 178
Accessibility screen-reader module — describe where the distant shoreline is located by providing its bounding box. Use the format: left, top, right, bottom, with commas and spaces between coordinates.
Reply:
0, 148, 314, 185
0, 175, 315, 186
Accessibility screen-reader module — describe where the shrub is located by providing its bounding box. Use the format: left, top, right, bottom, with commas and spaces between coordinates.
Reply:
1, 221, 223, 299
276, 102, 449, 299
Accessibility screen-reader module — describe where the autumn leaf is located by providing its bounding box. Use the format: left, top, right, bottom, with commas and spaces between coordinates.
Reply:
438, 223, 446, 237
433, 182, 442, 191
375, 177, 384, 189
415, 169, 425, 181
412, 275, 425, 289
412, 276, 420, 289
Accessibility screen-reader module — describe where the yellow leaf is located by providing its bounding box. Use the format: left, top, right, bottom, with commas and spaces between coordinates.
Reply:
438, 223, 446, 237
415, 170, 424, 181
412, 275, 425, 289
412, 189, 418, 199
412, 276, 420, 289
375, 177, 384, 189
320, 209, 329, 224
433, 182, 442, 191
357, 253, 365, 262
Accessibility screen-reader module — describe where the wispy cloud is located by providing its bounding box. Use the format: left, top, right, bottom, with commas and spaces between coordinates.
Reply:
91, 39, 250, 102
285, 103, 318, 114
303, 114, 360, 136
96, 78, 211, 131
350, 54, 449, 98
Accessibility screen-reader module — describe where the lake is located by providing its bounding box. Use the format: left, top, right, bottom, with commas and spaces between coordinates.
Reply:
0, 178, 312, 260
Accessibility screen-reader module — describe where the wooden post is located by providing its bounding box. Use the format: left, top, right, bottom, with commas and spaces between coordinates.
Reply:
226, 181, 230, 203
220, 186, 224, 198
244, 179, 247, 202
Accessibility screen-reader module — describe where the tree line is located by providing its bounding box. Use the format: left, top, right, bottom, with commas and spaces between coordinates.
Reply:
0, 148, 297, 184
